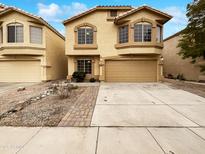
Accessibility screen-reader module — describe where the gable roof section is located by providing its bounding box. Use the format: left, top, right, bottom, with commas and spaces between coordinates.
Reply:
63, 5, 133, 25
0, 3, 64, 40
115, 5, 172, 23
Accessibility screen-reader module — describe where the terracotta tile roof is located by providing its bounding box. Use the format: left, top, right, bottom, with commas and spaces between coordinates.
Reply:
0, 3, 64, 39
96, 5, 132, 9
63, 5, 132, 25
115, 5, 172, 22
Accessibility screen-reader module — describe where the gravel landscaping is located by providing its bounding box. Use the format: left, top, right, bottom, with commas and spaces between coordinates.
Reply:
163, 78, 205, 98
0, 81, 99, 127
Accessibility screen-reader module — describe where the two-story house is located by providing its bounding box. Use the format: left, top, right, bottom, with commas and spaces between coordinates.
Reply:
63, 5, 172, 82
0, 4, 67, 82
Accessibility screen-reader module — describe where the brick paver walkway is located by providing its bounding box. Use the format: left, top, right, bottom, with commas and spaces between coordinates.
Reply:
58, 86, 99, 126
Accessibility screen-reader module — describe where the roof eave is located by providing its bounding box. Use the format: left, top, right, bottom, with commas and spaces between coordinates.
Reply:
63, 6, 133, 25
163, 29, 184, 42
0, 7, 65, 40
115, 6, 172, 23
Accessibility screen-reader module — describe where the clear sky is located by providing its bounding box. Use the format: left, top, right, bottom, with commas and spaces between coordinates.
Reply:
1, 0, 192, 38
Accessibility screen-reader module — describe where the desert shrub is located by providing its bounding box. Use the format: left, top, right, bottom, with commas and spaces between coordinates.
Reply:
57, 84, 78, 99
89, 78, 96, 82
72, 71, 86, 82
57, 86, 72, 99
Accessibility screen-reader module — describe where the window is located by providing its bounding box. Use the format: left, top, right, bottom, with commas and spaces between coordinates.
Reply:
77, 59, 92, 74
134, 24, 143, 42
157, 25, 162, 43
134, 23, 152, 42
7, 23, 23, 43
110, 10, 117, 17
30, 26, 42, 44
119, 25, 128, 44
0, 27, 2, 43
78, 27, 93, 44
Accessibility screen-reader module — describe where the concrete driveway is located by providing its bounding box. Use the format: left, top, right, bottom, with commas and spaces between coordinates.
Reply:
90, 83, 205, 153
0, 82, 36, 94
1, 83, 205, 154
91, 83, 205, 126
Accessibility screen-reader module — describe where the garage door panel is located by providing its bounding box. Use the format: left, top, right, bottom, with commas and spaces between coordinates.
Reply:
0, 61, 41, 82
106, 60, 157, 82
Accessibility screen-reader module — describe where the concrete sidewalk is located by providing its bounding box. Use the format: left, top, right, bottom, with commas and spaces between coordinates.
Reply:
1, 127, 205, 154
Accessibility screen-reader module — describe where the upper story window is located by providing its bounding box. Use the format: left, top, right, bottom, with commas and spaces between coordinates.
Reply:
74, 23, 97, 49
157, 25, 162, 43
7, 23, 23, 43
134, 22, 152, 42
119, 25, 129, 44
30, 26, 42, 44
110, 10, 118, 17
78, 26, 93, 44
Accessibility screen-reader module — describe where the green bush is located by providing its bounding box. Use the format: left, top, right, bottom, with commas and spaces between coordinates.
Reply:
72, 71, 86, 82
167, 74, 174, 79
177, 74, 185, 80
89, 78, 96, 82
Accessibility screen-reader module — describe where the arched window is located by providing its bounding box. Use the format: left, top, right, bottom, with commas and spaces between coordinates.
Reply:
77, 26, 94, 44
7, 22, 24, 43
75, 23, 97, 47
134, 22, 152, 42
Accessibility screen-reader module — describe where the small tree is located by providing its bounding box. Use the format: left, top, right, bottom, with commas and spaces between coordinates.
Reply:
178, 0, 205, 72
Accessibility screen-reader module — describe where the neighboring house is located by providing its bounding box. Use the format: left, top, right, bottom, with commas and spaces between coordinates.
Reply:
163, 31, 205, 81
0, 4, 67, 82
63, 5, 172, 82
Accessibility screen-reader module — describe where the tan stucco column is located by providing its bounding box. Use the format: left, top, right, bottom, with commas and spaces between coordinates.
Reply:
158, 56, 164, 81
99, 57, 105, 81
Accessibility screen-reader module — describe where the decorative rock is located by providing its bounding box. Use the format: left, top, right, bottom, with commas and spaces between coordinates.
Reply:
17, 87, 26, 92
41, 94, 46, 98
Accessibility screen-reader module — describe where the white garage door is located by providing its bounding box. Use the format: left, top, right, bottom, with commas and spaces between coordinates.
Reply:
0, 60, 41, 82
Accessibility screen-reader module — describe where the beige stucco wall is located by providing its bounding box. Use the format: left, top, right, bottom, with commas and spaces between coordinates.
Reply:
65, 9, 164, 57
45, 27, 67, 80
0, 11, 66, 81
64, 9, 169, 81
163, 35, 204, 81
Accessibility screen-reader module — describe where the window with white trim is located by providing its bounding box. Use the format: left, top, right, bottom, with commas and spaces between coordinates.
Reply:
119, 25, 129, 44
77, 27, 93, 44
30, 26, 42, 44
7, 23, 23, 43
157, 25, 162, 43
134, 22, 152, 42
77, 59, 92, 74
